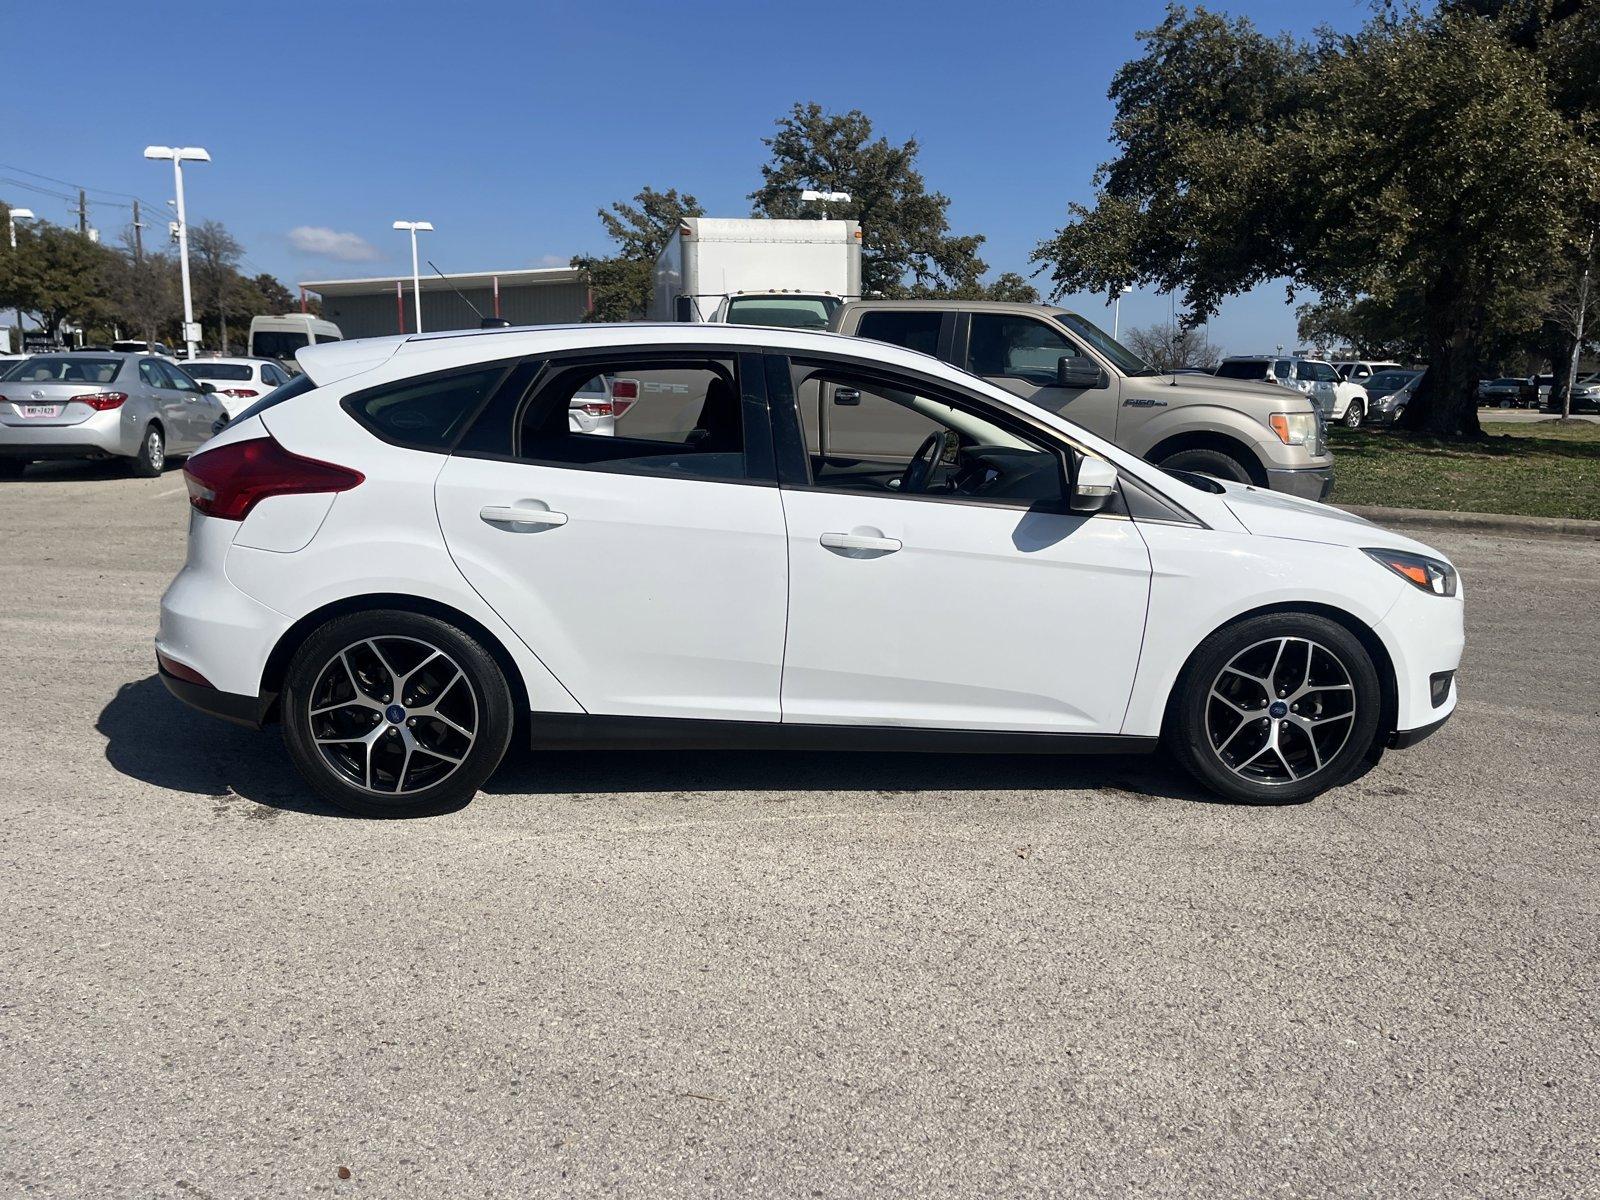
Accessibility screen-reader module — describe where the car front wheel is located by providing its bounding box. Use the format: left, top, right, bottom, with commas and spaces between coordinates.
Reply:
131, 425, 165, 476
282, 610, 515, 817
1156, 447, 1255, 485
1167, 612, 1383, 804
1343, 400, 1364, 428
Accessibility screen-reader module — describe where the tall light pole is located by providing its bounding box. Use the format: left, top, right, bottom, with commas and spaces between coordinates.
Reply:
800, 189, 851, 219
7, 208, 35, 353
144, 146, 210, 359
393, 220, 433, 333
1112, 284, 1133, 341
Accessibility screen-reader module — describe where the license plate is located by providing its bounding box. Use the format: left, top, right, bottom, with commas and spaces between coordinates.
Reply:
21, 404, 61, 418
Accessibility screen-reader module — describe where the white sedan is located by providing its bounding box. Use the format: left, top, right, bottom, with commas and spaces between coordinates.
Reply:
157, 324, 1463, 816
179, 356, 295, 418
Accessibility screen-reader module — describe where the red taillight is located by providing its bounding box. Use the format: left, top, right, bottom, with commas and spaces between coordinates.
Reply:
183, 436, 364, 522
73, 391, 128, 411
610, 378, 639, 418
576, 402, 613, 417
219, 388, 259, 399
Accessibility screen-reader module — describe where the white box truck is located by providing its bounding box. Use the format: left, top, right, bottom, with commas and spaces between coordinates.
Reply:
649, 218, 862, 330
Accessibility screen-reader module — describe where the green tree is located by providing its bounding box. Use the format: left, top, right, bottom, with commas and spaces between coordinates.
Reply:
751, 103, 992, 298
0, 219, 119, 343
190, 220, 243, 353
571, 187, 704, 321
1032, 4, 1599, 436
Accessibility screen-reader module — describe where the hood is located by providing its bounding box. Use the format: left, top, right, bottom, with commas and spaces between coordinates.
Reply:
1216, 480, 1443, 556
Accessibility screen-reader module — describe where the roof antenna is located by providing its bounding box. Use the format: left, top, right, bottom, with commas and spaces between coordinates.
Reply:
428, 261, 511, 328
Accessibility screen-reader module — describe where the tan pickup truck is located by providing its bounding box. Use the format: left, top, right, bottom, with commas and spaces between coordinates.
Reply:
829, 300, 1333, 499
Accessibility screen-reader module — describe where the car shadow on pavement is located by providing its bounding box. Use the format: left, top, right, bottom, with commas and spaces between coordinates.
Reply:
100, 674, 1228, 816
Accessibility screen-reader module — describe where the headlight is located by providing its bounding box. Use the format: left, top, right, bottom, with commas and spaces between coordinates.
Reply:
1364, 548, 1458, 596
1268, 412, 1317, 445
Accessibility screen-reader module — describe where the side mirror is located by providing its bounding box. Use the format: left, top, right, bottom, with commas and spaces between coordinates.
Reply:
1057, 356, 1105, 390
673, 295, 694, 322
1070, 456, 1119, 515
199, 381, 217, 393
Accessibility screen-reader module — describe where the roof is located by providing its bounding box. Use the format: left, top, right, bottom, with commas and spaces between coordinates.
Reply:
839, 299, 1071, 315
299, 266, 584, 298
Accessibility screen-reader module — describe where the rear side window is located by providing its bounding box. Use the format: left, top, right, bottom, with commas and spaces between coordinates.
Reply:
343, 364, 509, 451
856, 311, 942, 357
1215, 361, 1268, 380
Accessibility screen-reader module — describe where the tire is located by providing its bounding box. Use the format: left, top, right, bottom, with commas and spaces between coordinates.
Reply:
1342, 399, 1364, 429
281, 610, 515, 817
1156, 447, 1256, 485
1166, 612, 1383, 804
130, 424, 165, 477
0, 459, 28, 480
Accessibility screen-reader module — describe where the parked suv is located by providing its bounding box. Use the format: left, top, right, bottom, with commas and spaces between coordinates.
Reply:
1216, 355, 1368, 428
832, 301, 1332, 499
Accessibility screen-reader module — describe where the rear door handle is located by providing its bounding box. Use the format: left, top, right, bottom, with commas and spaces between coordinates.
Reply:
480, 504, 568, 528
820, 532, 901, 553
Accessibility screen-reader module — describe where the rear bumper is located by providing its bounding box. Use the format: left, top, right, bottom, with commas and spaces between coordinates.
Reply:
158, 661, 273, 728
1264, 465, 1335, 502
0, 410, 132, 458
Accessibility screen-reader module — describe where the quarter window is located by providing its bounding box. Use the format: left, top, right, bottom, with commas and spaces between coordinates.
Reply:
343, 364, 510, 451
966, 314, 1079, 385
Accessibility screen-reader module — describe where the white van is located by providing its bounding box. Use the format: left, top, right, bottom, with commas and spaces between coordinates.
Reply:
248, 314, 342, 366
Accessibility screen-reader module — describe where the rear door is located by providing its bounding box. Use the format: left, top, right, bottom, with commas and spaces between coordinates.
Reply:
434, 350, 789, 722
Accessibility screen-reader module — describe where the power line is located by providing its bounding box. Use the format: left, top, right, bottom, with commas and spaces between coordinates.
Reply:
0, 160, 160, 205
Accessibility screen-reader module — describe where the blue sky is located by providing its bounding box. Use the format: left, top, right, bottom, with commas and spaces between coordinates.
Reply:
5, 0, 1366, 354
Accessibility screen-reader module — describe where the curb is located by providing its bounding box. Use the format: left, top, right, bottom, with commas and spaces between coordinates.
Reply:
1336, 504, 1600, 540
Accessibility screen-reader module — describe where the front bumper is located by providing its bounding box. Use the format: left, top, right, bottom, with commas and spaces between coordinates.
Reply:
1264, 465, 1335, 502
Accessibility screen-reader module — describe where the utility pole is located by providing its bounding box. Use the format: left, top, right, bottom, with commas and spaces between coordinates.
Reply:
76, 189, 88, 236
131, 199, 143, 262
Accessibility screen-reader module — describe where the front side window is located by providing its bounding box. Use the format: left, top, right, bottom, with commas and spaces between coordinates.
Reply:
792, 363, 1065, 508
515, 359, 752, 482
344, 364, 509, 451
967, 314, 1078, 385
856, 311, 942, 357
1052, 312, 1156, 376
139, 361, 165, 388
164, 363, 202, 392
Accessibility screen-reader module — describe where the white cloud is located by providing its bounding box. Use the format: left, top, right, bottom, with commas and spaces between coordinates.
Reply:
534, 253, 570, 267
286, 226, 383, 262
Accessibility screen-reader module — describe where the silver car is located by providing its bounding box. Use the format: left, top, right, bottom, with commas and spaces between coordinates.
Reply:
0, 351, 227, 478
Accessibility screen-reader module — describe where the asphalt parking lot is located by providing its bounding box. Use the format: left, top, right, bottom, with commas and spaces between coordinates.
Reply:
2, 461, 1596, 1199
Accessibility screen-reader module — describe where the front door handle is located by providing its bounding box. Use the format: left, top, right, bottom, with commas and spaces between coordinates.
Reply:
480, 504, 568, 528
820, 531, 901, 553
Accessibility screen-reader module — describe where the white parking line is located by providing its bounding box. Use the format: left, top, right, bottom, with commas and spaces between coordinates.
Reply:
155, 486, 186, 498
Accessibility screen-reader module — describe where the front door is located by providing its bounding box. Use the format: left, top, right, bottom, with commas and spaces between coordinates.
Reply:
434, 351, 789, 722
770, 354, 1151, 733
962, 311, 1122, 441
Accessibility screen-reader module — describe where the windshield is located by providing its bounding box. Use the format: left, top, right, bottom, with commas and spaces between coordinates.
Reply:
182, 362, 253, 381
723, 295, 840, 330
252, 331, 311, 360
1053, 312, 1157, 376
3, 356, 122, 384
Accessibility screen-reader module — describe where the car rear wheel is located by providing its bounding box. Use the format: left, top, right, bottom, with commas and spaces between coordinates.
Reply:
1156, 447, 1255, 485
1343, 399, 1364, 428
1167, 612, 1383, 804
282, 610, 515, 817
131, 425, 165, 477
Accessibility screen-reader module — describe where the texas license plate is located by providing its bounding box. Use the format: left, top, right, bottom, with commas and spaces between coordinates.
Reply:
21, 404, 61, 418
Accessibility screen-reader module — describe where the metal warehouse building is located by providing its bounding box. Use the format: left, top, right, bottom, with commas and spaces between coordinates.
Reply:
299, 266, 591, 339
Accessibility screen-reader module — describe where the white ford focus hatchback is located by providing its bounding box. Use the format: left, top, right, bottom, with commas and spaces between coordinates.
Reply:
157, 324, 1464, 816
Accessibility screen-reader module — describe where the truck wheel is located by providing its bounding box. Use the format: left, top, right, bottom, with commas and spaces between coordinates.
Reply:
1156, 447, 1254, 485
130, 425, 166, 477
1342, 400, 1364, 428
